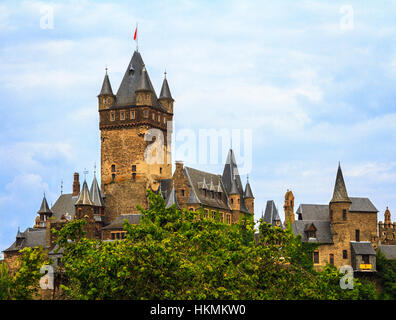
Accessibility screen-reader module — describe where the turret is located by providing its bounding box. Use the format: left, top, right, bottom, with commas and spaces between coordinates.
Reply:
36, 194, 53, 228
158, 72, 174, 113
98, 68, 115, 110
75, 180, 96, 238
283, 189, 295, 227
384, 207, 392, 227
135, 65, 152, 106
243, 177, 254, 214
329, 163, 351, 223
229, 177, 240, 211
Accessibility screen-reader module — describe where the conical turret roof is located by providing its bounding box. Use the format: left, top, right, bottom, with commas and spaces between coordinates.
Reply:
90, 174, 104, 207
136, 65, 152, 92
244, 179, 254, 198
330, 163, 351, 203
38, 195, 52, 215
230, 178, 239, 195
75, 180, 94, 206
99, 70, 113, 96
159, 76, 173, 100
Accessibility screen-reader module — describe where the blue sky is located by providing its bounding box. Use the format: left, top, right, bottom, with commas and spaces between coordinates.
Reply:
1, 0, 396, 253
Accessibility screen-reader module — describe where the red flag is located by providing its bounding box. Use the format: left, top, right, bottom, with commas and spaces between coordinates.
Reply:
133, 26, 137, 41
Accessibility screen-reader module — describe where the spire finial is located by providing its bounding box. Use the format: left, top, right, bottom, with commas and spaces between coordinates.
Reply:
105, 65, 108, 74
61, 179, 63, 195
164, 69, 167, 79
247, 174, 249, 182
94, 162, 97, 176
83, 168, 88, 180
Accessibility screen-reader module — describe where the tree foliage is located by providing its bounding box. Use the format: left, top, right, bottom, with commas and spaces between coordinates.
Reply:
0, 247, 47, 300
376, 250, 396, 299
53, 190, 377, 300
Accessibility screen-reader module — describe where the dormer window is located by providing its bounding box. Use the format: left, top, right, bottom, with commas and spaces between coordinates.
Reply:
304, 223, 317, 239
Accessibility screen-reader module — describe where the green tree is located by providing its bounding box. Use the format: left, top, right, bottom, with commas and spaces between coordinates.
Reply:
54, 190, 377, 300
376, 250, 396, 299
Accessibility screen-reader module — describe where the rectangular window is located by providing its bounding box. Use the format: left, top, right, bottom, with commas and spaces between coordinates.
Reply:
111, 165, 116, 172
110, 112, 115, 121
362, 254, 369, 264
343, 250, 348, 259
329, 254, 334, 265
181, 189, 185, 197
132, 173, 136, 180
130, 110, 135, 119
120, 111, 125, 120
152, 113, 155, 120
143, 110, 148, 118
343, 209, 347, 221
112, 173, 115, 181
160, 167, 162, 174
313, 251, 319, 264
204, 210, 208, 218
132, 165, 136, 172
111, 233, 115, 240
227, 215, 231, 225
158, 114, 161, 122
355, 230, 360, 242
211, 211, 215, 219
163, 117, 166, 124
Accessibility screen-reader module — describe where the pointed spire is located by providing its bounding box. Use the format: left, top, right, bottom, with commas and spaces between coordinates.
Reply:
244, 176, 254, 198
38, 194, 52, 215
136, 65, 152, 92
90, 174, 104, 207
330, 163, 351, 203
99, 68, 114, 96
16, 226, 24, 239
75, 180, 94, 206
159, 72, 173, 100
165, 183, 180, 209
187, 188, 201, 204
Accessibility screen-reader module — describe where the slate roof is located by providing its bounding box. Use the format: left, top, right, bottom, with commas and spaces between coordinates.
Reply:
51, 193, 77, 220
244, 180, 253, 198
165, 185, 180, 209
296, 204, 330, 221
38, 195, 52, 215
350, 241, 376, 255
221, 149, 250, 213
114, 50, 164, 110
297, 197, 378, 222
75, 180, 94, 206
184, 166, 230, 210
349, 197, 378, 213
99, 71, 113, 96
90, 175, 105, 207
4, 228, 47, 252
136, 66, 151, 92
262, 200, 283, 227
330, 163, 351, 203
292, 220, 333, 244
378, 245, 396, 260
159, 76, 173, 100
102, 214, 141, 230
158, 179, 171, 200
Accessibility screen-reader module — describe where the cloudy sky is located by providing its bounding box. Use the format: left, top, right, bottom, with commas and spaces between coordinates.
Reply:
1, 0, 396, 252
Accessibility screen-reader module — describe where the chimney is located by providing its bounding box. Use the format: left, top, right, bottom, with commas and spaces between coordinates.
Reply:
73, 172, 80, 196
175, 161, 184, 171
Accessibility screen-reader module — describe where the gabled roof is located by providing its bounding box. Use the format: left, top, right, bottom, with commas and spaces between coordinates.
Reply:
349, 197, 378, 213
296, 204, 330, 221
350, 241, 376, 255
263, 200, 283, 228
114, 51, 163, 110
51, 193, 77, 220
187, 188, 201, 205
75, 180, 94, 206
99, 71, 113, 96
102, 214, 141, 230
292, 220, 333, 244
330, 163, 351, 203
90, 175, 104, 207
4, 228, 47, 252
184, 166, 230, 210
159, 76, 173, 100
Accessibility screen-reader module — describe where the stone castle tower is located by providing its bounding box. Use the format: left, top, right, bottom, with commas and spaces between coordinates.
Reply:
379, 207, 396, 245
283, 189, 295, 227
98, 51, 174, 222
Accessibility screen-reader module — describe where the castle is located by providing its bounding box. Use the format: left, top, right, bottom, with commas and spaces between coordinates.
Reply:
3, 44, 396, 277
3, 48, 255, 271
